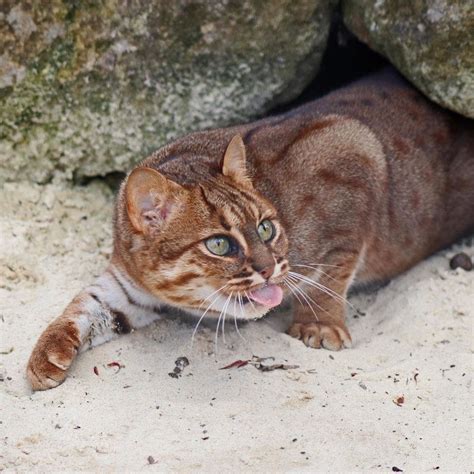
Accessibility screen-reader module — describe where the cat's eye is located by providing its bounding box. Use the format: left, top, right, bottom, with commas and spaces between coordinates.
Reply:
205, 236, 236, 256
257, 219, 275, 242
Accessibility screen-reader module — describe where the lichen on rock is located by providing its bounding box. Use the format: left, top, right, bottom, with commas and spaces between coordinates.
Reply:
342, 0, 474, 118
0, 0, 336, 183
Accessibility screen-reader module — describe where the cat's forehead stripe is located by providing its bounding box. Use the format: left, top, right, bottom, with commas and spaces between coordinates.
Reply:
220, 185, 261, 222
226, 208, 246, 227
205, 183, 261, 226
199, 185, 243, 227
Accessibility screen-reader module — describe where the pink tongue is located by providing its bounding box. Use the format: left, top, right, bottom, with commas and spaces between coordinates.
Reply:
248, 284, 283, 308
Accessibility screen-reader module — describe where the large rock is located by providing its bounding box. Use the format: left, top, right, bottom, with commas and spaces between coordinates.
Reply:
343, 0, 474, 118
0, 0, 335, 183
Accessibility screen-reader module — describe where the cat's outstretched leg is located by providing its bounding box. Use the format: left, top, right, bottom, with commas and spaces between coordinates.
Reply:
287, 249, 362, 351
27, 265, 163, 390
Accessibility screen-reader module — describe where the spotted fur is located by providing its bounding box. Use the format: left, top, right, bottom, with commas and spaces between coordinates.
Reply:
27, 69, 474, 390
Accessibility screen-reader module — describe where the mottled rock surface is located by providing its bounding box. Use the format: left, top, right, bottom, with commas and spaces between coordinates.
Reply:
343, 0, 474, 118
0, 0, 335, 183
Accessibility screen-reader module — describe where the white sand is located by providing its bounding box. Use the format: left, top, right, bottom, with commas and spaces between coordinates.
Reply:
1, 182, 472, 472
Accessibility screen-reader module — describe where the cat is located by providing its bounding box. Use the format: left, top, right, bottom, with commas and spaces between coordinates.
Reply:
27, 68, 474, 390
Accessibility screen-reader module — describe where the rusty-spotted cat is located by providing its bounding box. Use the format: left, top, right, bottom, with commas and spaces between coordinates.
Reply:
27, 69, 474, 390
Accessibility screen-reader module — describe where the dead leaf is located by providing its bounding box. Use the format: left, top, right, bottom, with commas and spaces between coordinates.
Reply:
107, 361, 124, 373
220, 360, 249, 369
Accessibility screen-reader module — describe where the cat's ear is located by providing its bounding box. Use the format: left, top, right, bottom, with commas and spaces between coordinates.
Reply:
125, 167, 186, 234
222, 135, 252, 187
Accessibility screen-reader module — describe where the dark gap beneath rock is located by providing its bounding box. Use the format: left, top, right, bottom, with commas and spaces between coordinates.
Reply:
271, 13, 388, 115
75, 171, 126, 192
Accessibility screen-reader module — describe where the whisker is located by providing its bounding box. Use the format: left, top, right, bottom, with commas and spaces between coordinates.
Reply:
285, 277, 319, 321
315, 269, 340, 284
283, 279, 304, 306
215, 293, 232, 351
284, 279, 317, 319
191, 291, 222, 344
244, 290, 258, 315
232, 295, 237, 330
221, 291, 233, 344
214, 301, 223, 354
234, 293, 247, 343
287, 275, 335, 319
289, 270, 345, 305
288, 271, 353, 308
291, 264, 339, 283
198, 283, 229, 310
292, 262, 341, 268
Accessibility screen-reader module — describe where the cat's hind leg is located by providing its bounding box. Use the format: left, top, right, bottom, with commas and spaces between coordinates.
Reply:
27, 265, 163, 390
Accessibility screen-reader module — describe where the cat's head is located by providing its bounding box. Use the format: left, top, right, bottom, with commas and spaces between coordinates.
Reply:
121, 135, 289, 320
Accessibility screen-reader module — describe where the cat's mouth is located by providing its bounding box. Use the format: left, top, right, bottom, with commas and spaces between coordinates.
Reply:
198, 283, 284, 318
191, 282, 286, 320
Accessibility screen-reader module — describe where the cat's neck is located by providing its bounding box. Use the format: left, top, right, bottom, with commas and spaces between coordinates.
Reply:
108, 262, 165, 311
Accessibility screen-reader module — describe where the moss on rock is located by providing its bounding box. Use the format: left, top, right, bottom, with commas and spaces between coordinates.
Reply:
0, 0, 336, 183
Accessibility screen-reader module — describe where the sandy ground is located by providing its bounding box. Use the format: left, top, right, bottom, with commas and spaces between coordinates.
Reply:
0, 181, 472, 472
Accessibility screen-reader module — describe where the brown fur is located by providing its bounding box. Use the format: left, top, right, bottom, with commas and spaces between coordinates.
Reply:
27, 68, 474, 390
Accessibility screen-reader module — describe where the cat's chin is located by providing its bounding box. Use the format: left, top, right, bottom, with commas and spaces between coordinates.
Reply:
183, 300, 272, 322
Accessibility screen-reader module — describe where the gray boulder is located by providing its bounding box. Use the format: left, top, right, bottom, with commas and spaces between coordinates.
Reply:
0, 0, 336, 183
343, 0, 474, 118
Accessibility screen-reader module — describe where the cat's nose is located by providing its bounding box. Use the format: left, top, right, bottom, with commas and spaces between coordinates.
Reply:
257, 265, 275, 280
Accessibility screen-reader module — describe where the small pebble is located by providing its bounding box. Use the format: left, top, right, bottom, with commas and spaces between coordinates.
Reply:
168, 356, 190, 378
175, 356, 190, 370
449, 252, 472, 271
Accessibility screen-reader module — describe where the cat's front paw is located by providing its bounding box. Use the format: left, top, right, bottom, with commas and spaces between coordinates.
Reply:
288, 321, 352, 351
27, 321, 80, 390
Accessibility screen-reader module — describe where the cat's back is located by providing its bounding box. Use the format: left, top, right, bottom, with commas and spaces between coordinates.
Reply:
243, 68, 472, 167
